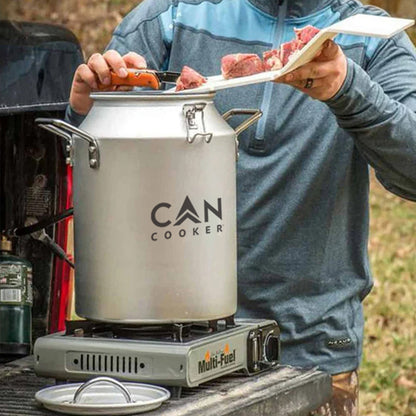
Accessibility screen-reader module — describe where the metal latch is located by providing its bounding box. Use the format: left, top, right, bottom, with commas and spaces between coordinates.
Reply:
183, 103, 213, 144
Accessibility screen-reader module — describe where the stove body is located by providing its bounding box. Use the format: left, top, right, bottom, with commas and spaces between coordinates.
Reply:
34, 318, 280, 387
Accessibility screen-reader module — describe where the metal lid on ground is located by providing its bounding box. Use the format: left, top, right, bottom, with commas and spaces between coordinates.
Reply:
35, 376, 170, 415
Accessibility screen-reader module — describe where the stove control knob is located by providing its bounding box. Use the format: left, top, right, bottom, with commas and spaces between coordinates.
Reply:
264, 334, 280, 363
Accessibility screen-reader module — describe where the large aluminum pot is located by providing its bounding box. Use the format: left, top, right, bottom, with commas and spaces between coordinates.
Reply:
37, 92, 261, 323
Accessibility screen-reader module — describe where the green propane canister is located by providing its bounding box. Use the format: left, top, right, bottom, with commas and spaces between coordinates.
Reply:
0, 235, 33, 358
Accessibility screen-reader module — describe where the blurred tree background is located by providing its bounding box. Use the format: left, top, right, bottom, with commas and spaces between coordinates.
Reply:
2, 1, 415, 415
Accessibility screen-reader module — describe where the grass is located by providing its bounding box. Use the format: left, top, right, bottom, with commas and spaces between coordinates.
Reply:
361, 173, 416, 415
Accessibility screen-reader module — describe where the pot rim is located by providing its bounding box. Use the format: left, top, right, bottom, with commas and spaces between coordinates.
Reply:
90, 91, 216, 102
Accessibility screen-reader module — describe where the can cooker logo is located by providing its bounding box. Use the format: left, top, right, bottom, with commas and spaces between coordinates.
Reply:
198, 343, 236, 374
150, 196, 223, 241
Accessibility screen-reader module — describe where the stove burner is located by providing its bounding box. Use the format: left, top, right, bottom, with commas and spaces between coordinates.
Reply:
65, 316, 236, 343
113, 324, 194, 342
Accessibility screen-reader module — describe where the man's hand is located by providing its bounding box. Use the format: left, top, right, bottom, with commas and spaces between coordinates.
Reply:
70, 50, 147, 115
276, 40, 347, 101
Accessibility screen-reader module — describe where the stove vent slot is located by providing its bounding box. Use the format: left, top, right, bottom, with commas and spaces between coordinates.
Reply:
76, 354, 142, 375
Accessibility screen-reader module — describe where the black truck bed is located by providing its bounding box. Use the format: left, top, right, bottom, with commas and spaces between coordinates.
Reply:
0, 356, 331, 416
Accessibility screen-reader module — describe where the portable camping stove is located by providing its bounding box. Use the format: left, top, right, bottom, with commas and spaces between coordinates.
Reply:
34, 318, 280, 393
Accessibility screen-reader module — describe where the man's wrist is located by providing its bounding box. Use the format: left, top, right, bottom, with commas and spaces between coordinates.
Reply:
324, 58, 355, 105
65, 104, 87, 127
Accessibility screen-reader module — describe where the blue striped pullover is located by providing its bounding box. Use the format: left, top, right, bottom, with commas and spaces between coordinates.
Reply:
67, 0, 416, 374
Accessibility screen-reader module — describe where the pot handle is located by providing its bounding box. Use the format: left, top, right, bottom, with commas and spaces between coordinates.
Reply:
222, 109, 263, 136
72, 377, 133, 404
36, 118, 100, 169
222, 109, 262, 160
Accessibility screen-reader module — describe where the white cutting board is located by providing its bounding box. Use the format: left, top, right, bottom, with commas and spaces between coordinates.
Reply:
172, 14, 414, 94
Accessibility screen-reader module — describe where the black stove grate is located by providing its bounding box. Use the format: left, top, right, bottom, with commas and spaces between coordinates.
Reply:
112, 324, 194, 341
64, 316, 236, 343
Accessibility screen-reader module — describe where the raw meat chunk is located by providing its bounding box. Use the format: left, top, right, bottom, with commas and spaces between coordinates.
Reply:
263, 25, 320, 70
176, 66, 207, 91
221, 53, 265, 79
263, 49, 283, 71
294, 25, 321, 46
280, 39, 301, 66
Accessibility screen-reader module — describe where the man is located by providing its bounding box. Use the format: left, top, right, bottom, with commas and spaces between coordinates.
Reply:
67, 0, 416, 414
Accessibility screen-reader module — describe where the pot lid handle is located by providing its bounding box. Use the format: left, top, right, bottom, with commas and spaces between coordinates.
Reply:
72, 377, 133, 404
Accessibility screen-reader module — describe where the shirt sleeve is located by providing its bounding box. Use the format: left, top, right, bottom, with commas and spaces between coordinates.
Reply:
65, 0, 173, 126
326, 31, 416, 201
105, 0, 172, 71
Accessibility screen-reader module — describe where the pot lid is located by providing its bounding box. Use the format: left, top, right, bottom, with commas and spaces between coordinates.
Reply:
35, 376, 170, 415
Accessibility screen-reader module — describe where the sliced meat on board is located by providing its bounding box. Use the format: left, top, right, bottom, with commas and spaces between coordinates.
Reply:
264, 25, 321, 69
221, 53, 265, 79
176, 66, 207, 91
175, 25, 320, 89
279, 39, 301, 66
222, 25, 320, 79
263, 49, 283, 71
294, 25, 321, 46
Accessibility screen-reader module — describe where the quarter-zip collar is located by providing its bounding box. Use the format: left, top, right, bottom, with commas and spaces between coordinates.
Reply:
248, 0, 335, 18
